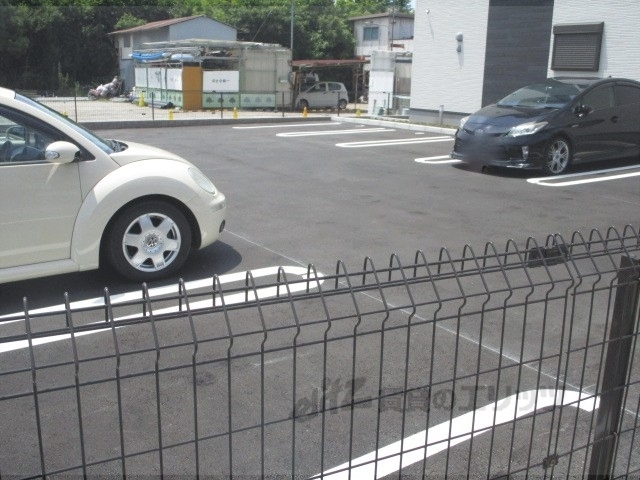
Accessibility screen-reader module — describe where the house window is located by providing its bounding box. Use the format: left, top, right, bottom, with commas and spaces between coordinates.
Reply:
551, 23, 604, 71
363, 26, 379, 42
124, 35, 130, 48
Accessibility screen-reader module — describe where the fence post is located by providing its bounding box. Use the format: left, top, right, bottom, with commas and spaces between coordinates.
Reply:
589, 255, 640, 478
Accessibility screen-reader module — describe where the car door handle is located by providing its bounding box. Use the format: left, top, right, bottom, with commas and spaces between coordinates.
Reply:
611, 116, 619, 123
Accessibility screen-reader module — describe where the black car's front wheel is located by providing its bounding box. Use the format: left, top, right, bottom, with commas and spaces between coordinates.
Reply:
106, 200, 192, 282
542, 137, 571, 175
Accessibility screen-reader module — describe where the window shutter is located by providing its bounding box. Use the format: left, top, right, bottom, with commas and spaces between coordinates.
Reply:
551, 23, 604, 71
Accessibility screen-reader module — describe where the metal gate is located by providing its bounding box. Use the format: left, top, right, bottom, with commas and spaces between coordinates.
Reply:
1, 226, 639, 478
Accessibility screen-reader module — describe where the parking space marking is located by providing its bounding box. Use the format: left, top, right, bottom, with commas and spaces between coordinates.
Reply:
336, 136, 453, 148
233, 122, 342, 129
528, 165, 640, 187
277, 128, 394, 137
312, 389, 599, 480
415, 155, 461, 164
0, 266, 325, 354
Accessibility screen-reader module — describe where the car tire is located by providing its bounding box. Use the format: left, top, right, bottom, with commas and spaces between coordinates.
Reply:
338, 99, 348, 110
542, 137, 571, 175
298, 99, 309, 111
106, 200, 192, 282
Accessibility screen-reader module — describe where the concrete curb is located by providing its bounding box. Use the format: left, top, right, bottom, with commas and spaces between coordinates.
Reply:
331, 115, 458, 135
82, 112, 458, 135
82, 115, 334, 130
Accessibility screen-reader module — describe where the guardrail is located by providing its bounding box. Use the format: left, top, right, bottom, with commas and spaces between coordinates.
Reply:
1, 226, 639, 478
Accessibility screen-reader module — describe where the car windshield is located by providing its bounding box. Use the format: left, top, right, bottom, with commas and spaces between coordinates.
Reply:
496, 80, 583, 109
15, 93, 118, 153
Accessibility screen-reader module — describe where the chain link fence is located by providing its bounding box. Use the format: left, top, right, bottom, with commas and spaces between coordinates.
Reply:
17, 90, 358, 125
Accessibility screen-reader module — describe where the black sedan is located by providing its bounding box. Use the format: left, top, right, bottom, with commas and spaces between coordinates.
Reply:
451, 77, 640, 175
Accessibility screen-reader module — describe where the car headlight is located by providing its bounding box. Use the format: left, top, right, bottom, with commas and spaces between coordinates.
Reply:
459, 116, 469, 129
508, 121, 548, 137
188, 167, 216, 194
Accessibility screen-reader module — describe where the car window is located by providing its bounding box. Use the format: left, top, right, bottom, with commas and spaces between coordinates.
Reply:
581, 85, 614, 111
615, 85, 640, 106
497, 80, 581, 109
308, 83, 324, 93
328, 83, 342, 92
14, 93, 115, 155
0, 109, 61, 164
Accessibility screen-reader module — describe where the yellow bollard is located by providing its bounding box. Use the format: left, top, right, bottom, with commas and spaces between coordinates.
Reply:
356, 108, 361, 117
303, 106, 308, 118
233, 107, 238, 119
62, 111, 68, 117
168, 109, 174, 120
138, 92, 145, 107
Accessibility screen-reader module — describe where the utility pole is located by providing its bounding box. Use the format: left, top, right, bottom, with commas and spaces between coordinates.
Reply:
290, 0, 295, 58
390, 0, 395, 51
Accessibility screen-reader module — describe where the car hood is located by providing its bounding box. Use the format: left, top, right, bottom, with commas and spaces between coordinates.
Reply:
465, 104, 555, 131
109, 140, 193, 166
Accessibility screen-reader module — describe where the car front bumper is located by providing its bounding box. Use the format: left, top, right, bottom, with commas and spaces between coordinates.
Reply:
187, 191, 227, 249
451, 128, 551, 170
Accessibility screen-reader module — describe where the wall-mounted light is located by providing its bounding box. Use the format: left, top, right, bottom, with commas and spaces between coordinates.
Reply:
456, 32, 463, 53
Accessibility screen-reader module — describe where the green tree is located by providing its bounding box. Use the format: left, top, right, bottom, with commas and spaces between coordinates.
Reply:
0, 0, 174, 90
335, 0, 414, 16
114, 12, 146, 30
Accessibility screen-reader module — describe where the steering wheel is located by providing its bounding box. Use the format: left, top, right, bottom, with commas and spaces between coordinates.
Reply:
5, 125, 25, 141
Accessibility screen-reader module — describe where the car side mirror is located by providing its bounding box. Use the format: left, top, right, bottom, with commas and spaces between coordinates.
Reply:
45, 141, 81, 164
573, 104, 593, 117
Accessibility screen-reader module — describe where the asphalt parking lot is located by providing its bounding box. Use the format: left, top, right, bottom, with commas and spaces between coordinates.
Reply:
106, 119, 639, 279
2, 117, 638, 311
1, 118, 639, 477
114, 118, 639, 290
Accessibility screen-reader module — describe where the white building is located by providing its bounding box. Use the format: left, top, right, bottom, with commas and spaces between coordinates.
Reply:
350, 13, 415, 115
410, 0, 640, 125
350, 13, 415, 58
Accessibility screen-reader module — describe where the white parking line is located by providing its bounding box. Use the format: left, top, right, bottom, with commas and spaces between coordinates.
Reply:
233, 122, 342, 129
277, 128, 394, 137
528, 165, 640, 186
312, 389, 598, 480
0, 266, 324, 353
337, 136, 453, 148
415, 155, 460, 164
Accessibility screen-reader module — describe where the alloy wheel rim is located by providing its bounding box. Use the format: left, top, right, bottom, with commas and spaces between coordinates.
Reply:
547, 141, 569, 173
122, 213, 181, 272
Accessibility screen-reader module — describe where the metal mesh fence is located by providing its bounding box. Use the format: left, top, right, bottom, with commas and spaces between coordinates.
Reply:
1, 226, 639, 478
19, 91, 359, 125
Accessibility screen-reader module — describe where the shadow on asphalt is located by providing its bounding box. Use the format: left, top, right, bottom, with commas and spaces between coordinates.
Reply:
0, 241, 242, 316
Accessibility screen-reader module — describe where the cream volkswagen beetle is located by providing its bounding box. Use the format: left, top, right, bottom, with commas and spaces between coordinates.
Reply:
0, 87, 226, 283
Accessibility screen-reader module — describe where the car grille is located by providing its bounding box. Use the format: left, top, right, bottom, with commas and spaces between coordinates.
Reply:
455, 136, 506, 159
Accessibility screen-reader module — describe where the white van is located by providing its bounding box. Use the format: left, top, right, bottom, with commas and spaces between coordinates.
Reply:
297, 82, 348, 110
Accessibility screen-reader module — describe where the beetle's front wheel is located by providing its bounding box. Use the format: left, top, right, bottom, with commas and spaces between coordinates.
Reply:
106, 200, 192, 281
